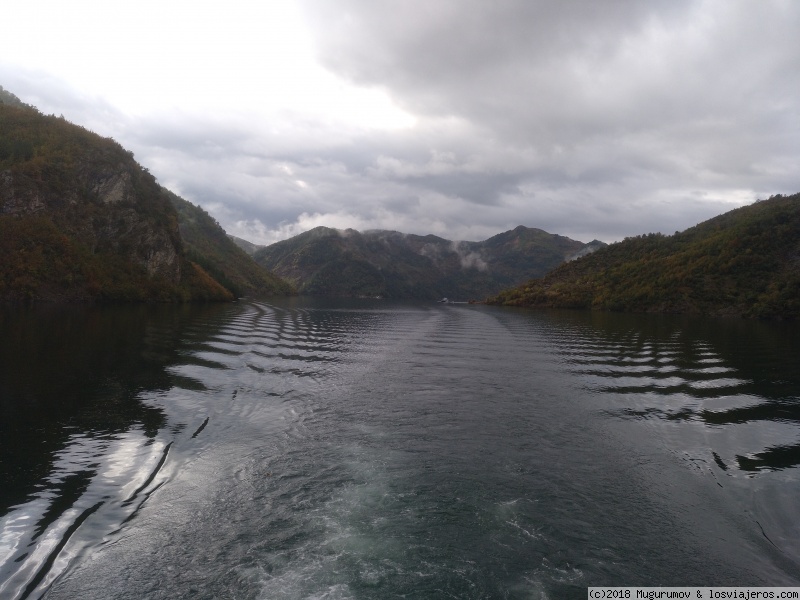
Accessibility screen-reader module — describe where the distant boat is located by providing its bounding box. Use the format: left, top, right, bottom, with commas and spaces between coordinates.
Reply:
438, 298, 449, 303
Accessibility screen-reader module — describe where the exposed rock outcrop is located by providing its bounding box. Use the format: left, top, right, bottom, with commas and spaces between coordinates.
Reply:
1, 159, 183, 286
0, 103, 193, 301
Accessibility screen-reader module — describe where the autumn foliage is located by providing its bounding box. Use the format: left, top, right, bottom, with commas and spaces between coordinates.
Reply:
489, 194, 800, 319
1, 96, 286, 304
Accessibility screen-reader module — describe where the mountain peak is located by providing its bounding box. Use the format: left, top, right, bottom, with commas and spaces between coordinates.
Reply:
253, 225, 596, 300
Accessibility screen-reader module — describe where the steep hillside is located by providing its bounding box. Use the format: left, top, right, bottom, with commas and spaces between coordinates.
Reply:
489, 194, 800, 319
0, 85, 29, 109
170, 193, 293, 297
253, 225, 601, 300
229, 235, 263, 256
0, 97, 249, 303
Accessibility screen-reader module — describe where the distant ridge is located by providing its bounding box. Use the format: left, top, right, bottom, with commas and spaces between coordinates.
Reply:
228, 234, 263, 256
253, 225, 603, 300
489, 194, 800, 319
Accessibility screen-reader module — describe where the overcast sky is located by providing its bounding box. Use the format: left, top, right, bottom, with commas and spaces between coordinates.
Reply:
2, 0, 798, 244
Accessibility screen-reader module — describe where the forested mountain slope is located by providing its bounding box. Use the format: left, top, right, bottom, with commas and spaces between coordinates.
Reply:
489, 194, 800, 319
169, 193, 294, 297
0, 89, 290, 303
254, 225, 602, 300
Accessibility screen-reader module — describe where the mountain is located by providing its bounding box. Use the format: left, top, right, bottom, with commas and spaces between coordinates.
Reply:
253, 225, 602, 300
0, 86, 29, 109
170, 194, 293, 297
0, 92, 290, 303
228, 234, 264, 256
489, 194, 800, 319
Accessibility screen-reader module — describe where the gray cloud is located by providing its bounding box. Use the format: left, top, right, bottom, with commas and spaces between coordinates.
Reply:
3, 0, 798, 247
291, 0, 800, 239
301, 1, 796, 140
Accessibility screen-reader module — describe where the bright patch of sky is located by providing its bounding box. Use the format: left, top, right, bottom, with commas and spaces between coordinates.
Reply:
2, 0, 413, 129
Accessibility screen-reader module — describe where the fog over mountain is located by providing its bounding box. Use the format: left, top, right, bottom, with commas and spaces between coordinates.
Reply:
252, 225, 602, 300
2, 1, 798, 245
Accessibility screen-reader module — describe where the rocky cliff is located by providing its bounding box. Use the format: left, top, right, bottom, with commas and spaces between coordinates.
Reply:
0, 95, 282, 303
0, 139, 182, 283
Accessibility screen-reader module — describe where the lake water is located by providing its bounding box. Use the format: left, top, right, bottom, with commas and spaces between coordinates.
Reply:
1, 299, 799, 599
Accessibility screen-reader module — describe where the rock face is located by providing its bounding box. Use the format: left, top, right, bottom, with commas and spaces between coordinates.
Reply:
0, 169, 47, 214
93, 171, 134, 205
79, 165, 182, 283
0, 102, 197, 302
0, 144, 183, 286
1, 93, 290, 304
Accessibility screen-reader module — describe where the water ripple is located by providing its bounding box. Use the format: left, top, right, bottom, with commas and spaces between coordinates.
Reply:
3, 302, 800, 599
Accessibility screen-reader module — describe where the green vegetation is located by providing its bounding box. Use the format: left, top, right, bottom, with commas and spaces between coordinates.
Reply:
0, 210, 233, 304
254, 226, 598, 300
228, 234, 263, 256
489, 194, 800, 319
0, 85, 30, 109
169, 192, 294, 297
0, 94, 288, 304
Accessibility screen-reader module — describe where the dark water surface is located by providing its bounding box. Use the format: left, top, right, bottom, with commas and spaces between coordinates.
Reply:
1, 299, 799, 599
